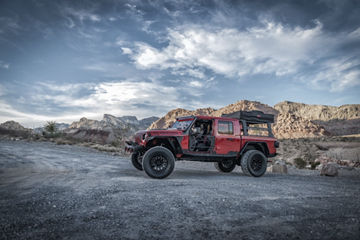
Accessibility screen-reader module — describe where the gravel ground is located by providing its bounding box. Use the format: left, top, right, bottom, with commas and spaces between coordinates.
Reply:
0, 140, 359, 240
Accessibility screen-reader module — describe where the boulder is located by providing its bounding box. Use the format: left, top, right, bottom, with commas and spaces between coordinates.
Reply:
315, 164, 323, 170
320, 163, 339, 177
268, 161, 288, 174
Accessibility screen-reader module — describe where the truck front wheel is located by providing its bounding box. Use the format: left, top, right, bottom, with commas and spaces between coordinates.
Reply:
241, 150, 267, 177
214, 159, 236, 173
142, 146, 175, 179
131, 151, 143, 171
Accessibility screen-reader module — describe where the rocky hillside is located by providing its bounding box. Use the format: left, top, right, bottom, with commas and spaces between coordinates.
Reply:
272, 113, 329, 139
275, 101, 360, 136
0, 120, 32, 138
274, 101, 360, 121
0, 121, 29, 131
149, 100, 360, 139
66, 114, 159, 144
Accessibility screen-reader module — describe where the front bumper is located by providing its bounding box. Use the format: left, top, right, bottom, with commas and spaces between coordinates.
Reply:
125, 141, 144, 153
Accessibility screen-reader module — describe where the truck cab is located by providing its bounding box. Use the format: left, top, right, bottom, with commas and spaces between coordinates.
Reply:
125, 111, 279, 179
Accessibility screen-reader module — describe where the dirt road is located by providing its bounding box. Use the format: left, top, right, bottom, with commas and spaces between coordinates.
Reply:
1, 140, 359, 239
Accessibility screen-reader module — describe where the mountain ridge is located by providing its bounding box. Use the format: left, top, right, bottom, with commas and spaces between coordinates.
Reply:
1, 101, 359, 140
149, 100, 360, 138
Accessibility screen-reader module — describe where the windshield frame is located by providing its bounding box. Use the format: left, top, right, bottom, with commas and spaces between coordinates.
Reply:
170, 118, 194, 131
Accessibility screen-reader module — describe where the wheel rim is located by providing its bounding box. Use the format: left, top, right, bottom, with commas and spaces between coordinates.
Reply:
222, 160, 234, 169
250, 154, 264, 172
150, 154, 168, 172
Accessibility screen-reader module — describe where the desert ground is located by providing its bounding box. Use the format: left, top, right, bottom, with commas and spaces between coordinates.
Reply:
1, 140, 360, 240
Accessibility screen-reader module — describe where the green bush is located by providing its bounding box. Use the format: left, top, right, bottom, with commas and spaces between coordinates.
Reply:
294, 158, 307, 169
311, 161, 321, 170
43, 121, 62, 138
45, 121, 57, 134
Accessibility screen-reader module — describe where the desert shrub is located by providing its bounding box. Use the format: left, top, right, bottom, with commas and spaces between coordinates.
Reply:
294, 157, 307, 169
45, 121, 57, 133
311, 161, 321, 170
43, 121, 62, 138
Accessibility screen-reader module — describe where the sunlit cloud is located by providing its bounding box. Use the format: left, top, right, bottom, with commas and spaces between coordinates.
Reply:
130, 21, 360, 91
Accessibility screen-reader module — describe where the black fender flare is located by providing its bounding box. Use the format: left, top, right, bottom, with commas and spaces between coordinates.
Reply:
240, 141, 270, 157
146, 136, 182, 155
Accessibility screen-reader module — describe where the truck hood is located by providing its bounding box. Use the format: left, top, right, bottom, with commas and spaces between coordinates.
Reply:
145, 129, 183, 136
134, 129, 183, 143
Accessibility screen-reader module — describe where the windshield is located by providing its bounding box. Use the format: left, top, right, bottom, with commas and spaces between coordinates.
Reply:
171, 120, 193, 131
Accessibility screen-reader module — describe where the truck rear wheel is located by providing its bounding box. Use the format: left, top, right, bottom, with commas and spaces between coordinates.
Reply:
131, 151, 143, 171
214, 159, 236, 173
241, 150, 267, 177
142, 146, 175, 179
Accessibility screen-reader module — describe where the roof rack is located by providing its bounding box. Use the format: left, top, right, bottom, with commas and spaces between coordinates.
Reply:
221, 110, 274, 124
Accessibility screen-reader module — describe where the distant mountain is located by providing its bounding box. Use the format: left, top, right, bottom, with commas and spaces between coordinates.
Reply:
0, 120, 32, 138
0, 120, 29, 131
149, 100, 360, 139
68, 114, 158, 131
66, 114, 159, 144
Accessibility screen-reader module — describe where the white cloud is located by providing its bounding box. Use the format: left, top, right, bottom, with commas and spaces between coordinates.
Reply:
130, 21, 360, 91
0, 60, 10, 69
121, 47, 133, 55
189, 80, 203, 88
0, 100, 100, 128
36, 82, 91, 92
61, 6, 101, 25
307, 57, 360, 92
8, 79, 204, 127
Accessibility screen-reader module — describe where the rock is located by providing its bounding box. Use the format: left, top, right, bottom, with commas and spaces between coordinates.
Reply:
0, 121, 28, 131
272, 113, 330, 139
0, 121, 32, 139
316, 164, 323, 170
337, 159, 354, 167
268, 160, 288, 174
320, 163, 339, 177
270, 164, 288, 174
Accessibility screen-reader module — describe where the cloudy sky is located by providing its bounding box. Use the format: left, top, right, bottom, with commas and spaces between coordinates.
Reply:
0, 0, 359, 127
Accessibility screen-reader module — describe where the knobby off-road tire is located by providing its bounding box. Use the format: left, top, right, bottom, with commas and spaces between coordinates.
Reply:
131, 151, 143, 171
142, 146, 175, 179
214, 159, 236, 173
241, 150, 267, 177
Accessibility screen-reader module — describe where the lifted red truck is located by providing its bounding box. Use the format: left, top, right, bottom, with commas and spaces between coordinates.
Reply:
125, 110, 279, 179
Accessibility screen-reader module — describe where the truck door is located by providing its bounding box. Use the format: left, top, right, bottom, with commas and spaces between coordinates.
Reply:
214, 119, 241, 155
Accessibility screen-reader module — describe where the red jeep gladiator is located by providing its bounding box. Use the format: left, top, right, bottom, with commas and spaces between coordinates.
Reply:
125, 110, 279, 179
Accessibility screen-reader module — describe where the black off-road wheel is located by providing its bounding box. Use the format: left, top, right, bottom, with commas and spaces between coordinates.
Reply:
142, 146, 175, 179
241, 150, 267, 177
214, 159, 236, 173
131, 151, 143, 171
